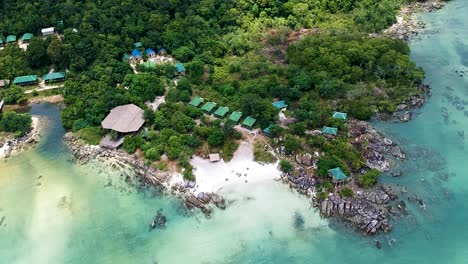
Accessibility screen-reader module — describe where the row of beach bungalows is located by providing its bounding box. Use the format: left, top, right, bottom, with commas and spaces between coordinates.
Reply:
188, 96, 258, 130
0, 27, 56, 48
0, 72, 66, 87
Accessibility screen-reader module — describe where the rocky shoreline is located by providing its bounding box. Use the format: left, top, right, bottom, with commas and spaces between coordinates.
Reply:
63, 133, 226, 216
0, 116, 40, 159
383, 0, 446, 40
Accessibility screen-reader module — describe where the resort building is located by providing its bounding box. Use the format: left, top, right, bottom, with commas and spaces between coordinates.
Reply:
214, 106, 229, 118
134, 42, 142, 48
131, 49, 143, 61
188, 96, 204, 107
332, 111, 348, 120
41, 27, 55, 36
209, 153, 221, 162
201, 102, 217, 113
100, 104, 145, 148
121, 54, 131, 62
175, 62, 186, 75
322, 126, 338, 136
242, 116, 257, 130
22, 33, 33, 43
0, 38, 3, 47
13, 75, 38, 86
328, 167, 348, 186
43, 72, 66, 84
272, 100, 288, 110
6, 35, 16, 44
228, 111, 243, 123
146, 48, 156, 58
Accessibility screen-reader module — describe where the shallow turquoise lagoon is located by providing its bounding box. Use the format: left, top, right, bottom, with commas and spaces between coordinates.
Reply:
1, 1, 467, 263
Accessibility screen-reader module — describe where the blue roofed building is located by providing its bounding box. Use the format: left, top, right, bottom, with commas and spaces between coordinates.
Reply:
131, 49, 142, 61
146, 48, 156, 58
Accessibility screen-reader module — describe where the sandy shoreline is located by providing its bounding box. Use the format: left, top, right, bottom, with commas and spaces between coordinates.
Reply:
0, 116, 42, 159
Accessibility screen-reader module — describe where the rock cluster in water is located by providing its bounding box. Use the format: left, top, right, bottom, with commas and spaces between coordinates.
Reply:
63, 133, 226, 216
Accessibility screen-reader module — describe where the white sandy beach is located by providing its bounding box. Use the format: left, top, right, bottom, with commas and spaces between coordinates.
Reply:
185, 140, 282, 195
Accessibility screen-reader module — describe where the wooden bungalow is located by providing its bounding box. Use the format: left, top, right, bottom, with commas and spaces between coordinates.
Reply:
328, 167, 348, 186
214, 106, 229, 118
201, 102, 217, 113
43, 72, 66, 84
6, 35, 16, 44
209, 153, 221, 162
13, 75, 38, 86
228, 111, 243, 123
242, 116, 257, 130
41, 27, 55, 36
189, 96, 204, 107
22, 33, 33, 43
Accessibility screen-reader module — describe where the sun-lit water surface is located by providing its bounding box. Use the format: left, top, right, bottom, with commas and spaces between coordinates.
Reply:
1, 1, 468, 263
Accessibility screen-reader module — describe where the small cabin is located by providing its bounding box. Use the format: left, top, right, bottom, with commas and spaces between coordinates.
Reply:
332, 111, 348, 120
131, 49, 142, 61
209, 153, 221, 162
322, 126, 338, 136
242, 116, 257, 130
228, 111, 243, 123
214, 106, 229, 118
189, 96, 204, 107
41, 27, 55, 36
272, 100, 288, 110
328, 167, 348, 186
22, 33, 33, 43
0, 38, 3, 47
201, 102, 217, 114
146, 48, 156, 58
6, 35, 16, 44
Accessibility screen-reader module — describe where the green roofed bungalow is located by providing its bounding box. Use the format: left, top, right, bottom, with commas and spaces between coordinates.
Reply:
272, 100, 288, 110
22, 33, 33, 43
121, 54, 131, 61
214, 106, 229, 118
6, 35, 16, 43
0, 38, 3, 46
332, 111, 348, 120
43, 72, 65, 83
201, 102, 217, 113
328, 167, 348, 183
228, 111, 242, 123
322, 126, 338, 136
134, 42, 142, 48
189, 96, 204, 107
242, 116, 256, 129
13, 75, 38, 86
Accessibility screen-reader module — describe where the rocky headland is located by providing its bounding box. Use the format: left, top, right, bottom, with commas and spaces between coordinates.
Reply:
63, 133, 226, 216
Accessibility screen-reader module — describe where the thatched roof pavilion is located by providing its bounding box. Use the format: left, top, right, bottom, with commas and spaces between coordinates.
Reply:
101, 104, 145, 133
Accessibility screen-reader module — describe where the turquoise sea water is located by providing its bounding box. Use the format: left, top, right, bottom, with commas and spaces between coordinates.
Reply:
1, 1, 468, 263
